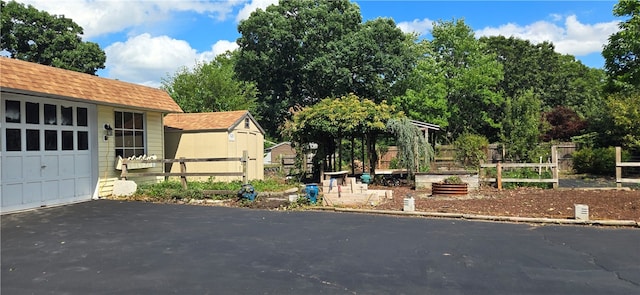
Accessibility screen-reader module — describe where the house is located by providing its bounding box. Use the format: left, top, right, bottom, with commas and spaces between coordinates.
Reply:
1, 58, 183, 214
264, 141, 296, 165
164, 111, 264, 182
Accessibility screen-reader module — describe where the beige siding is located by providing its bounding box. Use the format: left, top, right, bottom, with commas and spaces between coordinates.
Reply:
96, 105, 165, 197
166, 119, 264, 182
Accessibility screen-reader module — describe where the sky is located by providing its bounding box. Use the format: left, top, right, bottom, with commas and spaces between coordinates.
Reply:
12, 0, 623, 88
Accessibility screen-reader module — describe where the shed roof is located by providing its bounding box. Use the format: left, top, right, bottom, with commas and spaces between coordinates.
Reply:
164, 111, 265, 134
0, 57, 182, 113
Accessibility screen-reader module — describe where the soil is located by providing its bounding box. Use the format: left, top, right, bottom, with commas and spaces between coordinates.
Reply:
371, 185, 640, 222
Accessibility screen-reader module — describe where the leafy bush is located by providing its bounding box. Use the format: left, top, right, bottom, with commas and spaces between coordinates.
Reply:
134, 177, 297, 200
454, 133, 489, 168
573, 147, 630, 176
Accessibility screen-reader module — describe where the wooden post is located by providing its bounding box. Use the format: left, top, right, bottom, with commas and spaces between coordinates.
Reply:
551, 145, 558, 189
616, 146, 622, 188
497, 161, 502, 191
242, 150, 248, 184
180, 157, 187, 189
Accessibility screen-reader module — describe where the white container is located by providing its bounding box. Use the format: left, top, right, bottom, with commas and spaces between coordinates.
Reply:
575, 204, 589, 220
288, 195, 298, 202
403, 197, 415, 212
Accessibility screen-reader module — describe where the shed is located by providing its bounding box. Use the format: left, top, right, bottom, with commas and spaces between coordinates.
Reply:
1, 58, 183, 213
164, 111, 264, 182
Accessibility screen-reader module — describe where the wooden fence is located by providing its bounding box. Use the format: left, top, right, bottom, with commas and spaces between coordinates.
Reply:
616, 147, 640, 188
120, 151, 249, 189
480, 146, 559, 189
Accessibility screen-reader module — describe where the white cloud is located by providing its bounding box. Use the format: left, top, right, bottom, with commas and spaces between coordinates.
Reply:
236, 0, 278, 22
15, 0, 241, 38
475, 15, 620, 56
397, 18, 435, 36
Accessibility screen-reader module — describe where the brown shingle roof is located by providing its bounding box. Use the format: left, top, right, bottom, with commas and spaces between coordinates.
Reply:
164, 111, 264, 133
0, 57, 182, 113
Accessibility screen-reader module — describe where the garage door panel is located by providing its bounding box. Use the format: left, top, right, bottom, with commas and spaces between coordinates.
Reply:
59, 155, 75, 176
76, 154, 91, 174
2, 184, 23, 206
59, 179, 75, 198
4, 156, 23, 181
42, 180, 59, 201
42, 155, 59, 178
24, 156, 41, 179
24, 182, 42, 204
76, 177, 92, 197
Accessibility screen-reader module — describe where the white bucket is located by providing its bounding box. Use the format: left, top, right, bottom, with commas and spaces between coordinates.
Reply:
403, 197, 415, 212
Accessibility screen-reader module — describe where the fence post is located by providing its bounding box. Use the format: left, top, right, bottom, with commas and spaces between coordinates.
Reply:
180, 157, 188, 189
242, 150, 248, 184
551, 145, 558, 189
616, 146, 622, 188
497, 161, 502, 191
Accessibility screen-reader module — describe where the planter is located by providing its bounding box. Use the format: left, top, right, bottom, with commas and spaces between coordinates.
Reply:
432, 183, 468, 196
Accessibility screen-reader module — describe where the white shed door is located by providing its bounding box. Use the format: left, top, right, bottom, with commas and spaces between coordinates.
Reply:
1, 95, 96, 213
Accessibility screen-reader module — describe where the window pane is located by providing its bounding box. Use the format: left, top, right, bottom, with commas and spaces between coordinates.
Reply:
134, 149, 145, 156
6, 129, 21, 151
26, 129, 40, 151
134, 113, 143, 129
114, 111, 123, 128
5, 100, 20, 123
77, 107, 88, 126
26, 102, 39, 124
115, 130, 123, 147
61, 106, 73, 126
124, 149, 135, 158
134, 131, 144, 147
123, 112, 133, 129
115, 149, 124, 158
124, 131, 134, 147
45, 130, 57, 150
44, 104, 57, 125
62, 131, 74, 150
78, 131, 88, 150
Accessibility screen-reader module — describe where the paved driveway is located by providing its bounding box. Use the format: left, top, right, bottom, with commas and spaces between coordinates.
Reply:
2, 200, 639, 294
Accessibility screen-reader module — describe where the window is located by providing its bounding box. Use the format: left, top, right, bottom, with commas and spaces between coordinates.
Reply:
114, 111, 145, 158
245, 117, 250, 129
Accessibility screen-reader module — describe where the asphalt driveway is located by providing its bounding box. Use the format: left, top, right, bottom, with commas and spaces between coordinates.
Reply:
2, 200, 639, 294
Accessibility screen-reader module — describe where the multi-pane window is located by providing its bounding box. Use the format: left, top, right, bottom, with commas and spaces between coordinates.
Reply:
3, 99, 89, 152
114, 111, 145, 158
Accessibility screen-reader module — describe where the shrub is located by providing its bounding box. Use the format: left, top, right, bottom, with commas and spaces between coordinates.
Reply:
573, 147, 630, 176
454, 133, 489, 168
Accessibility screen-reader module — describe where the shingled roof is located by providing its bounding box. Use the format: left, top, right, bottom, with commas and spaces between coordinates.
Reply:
0, 57, 182, 113
164, 111, 264, 134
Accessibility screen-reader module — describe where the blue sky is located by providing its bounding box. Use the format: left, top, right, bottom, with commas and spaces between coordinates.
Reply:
15, 1, 622, 88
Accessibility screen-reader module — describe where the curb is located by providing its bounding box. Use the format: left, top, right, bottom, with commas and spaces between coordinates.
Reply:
313, 207, 640, 228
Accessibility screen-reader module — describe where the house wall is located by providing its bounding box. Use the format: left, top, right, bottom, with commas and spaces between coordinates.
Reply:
96, 105, 165, 197
270, 143, 296, 163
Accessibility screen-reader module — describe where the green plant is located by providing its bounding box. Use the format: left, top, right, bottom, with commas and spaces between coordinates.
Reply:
442, 176, 464, 184
573, 147, 630, 176
454, 133, 489, 168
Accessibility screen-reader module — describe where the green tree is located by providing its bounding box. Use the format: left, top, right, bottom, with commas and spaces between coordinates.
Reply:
392, 42, 450, 128
161, 53, 258, 114
603, 0, 640, 92
500, 90, 543, 161
606, 91, 640, 149
282, 94, 397, 176
429, 19, 504, 141
386, 117, 434, 176
236, 0, 415, 137
1, 0, 105, 74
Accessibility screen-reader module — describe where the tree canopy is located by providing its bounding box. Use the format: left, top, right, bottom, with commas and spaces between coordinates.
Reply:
603, 0, 640, 92
1, 0, 106, 74
161, 53, 258, 115
235, 0, 415, 136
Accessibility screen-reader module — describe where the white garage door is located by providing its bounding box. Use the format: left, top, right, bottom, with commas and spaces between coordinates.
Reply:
1, 95, 96, 213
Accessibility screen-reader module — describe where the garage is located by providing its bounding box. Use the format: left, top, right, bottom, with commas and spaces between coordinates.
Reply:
1, 58, 183, 213
1, 94, 97, 212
